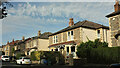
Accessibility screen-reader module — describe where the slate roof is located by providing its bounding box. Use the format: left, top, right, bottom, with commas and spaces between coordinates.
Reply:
106, 10, 120, 18
49, 20, 109, 36
8, 40, 20, 45
32, 32, 52, 40
15, 32, 52, 45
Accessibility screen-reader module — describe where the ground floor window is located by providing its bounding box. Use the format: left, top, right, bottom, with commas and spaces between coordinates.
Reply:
71, 46, 75, 52
27, 51, 29, 55
55, 49, 58, 51
66, 47, 69, 52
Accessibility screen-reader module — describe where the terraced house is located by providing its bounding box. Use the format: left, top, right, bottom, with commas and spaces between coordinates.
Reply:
106, 0, 120, 47
24, 31, 52, 56
48, 18, 111, 58
3, 39, 19, 56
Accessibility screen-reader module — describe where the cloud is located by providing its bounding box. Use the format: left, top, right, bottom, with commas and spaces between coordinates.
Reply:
2, 2, 114, 44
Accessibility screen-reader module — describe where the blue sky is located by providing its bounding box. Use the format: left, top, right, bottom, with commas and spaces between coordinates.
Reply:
1, 2, 115, 45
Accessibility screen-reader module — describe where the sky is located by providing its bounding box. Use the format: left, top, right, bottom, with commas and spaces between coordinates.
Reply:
0, 1, 116, 45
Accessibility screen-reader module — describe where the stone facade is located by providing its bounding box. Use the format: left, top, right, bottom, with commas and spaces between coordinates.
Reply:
24, 32, 51, 56
106, 1, 120, 47
109, 15, 120, 47
3, 40, 19, 56
49, 18, 110, 58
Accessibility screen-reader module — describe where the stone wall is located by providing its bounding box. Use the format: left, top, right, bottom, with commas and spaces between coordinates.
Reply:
109, 15, 120, 47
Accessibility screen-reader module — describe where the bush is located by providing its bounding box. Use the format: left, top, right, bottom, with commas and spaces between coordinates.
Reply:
30, 51, 65, 65
76, 39, 120, 64
16, 53, 22, 59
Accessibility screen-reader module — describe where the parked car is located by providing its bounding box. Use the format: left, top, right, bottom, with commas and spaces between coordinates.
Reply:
109, 64, 120, 68
16, 57, 31, 65
1, 55, 10, 62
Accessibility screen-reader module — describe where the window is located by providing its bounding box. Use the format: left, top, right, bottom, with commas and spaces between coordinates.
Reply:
6, 47, 9, 50
56, 35, 58, 43
27, 51, 29, 55
67, 32, 70, 41
53, 35, 58, 43
4, 48, 5, 51
97, 30, 100, 38
67, 31, 74, 41
71, 31, 74, 40
71, 31, 73, 35
6, 52, 8, 56
55, 49, 58, 51
53, 36, 55, 43
71, 46, 75, 52
67, 47, 69, 52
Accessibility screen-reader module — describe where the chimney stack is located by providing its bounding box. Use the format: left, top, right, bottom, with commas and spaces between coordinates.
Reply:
69, 18, 74, 26
114, 0, 120, 12
12, 38, 14, 42
7, 41, 9, 44
38, 30, 41, 36
22, 36, 25, 41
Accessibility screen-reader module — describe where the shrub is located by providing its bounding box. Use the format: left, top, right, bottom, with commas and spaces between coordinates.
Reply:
30, 51, 65, 65
76, 39, 120, 64
16, 53, 22, 59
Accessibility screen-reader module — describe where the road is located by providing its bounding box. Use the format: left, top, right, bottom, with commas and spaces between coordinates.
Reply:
1, 61, 73, 68
1, 62, 109, 68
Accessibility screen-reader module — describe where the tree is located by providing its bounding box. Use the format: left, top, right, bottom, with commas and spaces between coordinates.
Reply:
11, 48, 15, 56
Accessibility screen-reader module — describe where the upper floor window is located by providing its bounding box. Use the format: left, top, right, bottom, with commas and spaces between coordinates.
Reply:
4, 48, 6, 51
97, 30, 100, 38
53, 36, 55, 43
67, 32, 70, 41
56, 35, 58, 43
71, 31, 74, 40
53, 35, 58, 43
6, 47, 9, 50
67, 31, 74, 41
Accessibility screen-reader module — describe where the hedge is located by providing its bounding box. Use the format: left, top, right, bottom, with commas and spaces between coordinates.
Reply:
30, 51, 65, 65
77, 39, 120, 64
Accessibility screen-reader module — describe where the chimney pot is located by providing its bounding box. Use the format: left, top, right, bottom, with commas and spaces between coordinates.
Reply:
69, 18, 74, 26
7, 41, 9, 44
22, 36, 25, 41
12, 38, 14, 42
114, 0, 120, 12
38, 30, 41, 36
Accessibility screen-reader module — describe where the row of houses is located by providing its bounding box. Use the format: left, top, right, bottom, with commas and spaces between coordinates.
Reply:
1, 32, 52, 56
1, 1, 120, 58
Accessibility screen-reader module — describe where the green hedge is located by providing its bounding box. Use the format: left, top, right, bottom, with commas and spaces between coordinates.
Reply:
30, 51, 65, 65
77, 39, 120, 64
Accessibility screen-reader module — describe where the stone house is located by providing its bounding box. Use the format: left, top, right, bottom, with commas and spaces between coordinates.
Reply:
106, 0, 120, 47
24, 31, 52, 56
14, 36, 30, 56
48, 18, 111, 58
3, 39, 19, 56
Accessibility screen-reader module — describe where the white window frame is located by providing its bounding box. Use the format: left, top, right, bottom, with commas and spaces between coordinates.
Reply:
97, 30, 100, 38
67, 32, 70, 41
56, 35, 58, 43
71, 31, 74, 40
67, 31, 74, 41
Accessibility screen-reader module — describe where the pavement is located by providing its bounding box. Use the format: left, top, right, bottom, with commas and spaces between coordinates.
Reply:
1, 61, 109, 68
